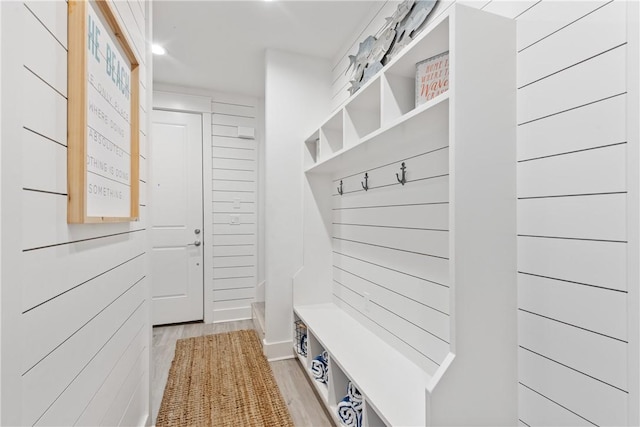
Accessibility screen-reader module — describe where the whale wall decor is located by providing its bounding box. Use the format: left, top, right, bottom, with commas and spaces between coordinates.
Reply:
346, 0, 438, 95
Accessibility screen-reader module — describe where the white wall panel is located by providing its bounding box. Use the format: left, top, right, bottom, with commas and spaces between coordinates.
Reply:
23, 68, 66, 144
211, 98, 258, 321
518, 383, 593, 427
212, 146, 256, 160
333, 267, 449, 340
333, 253, 449, 314
518, 273, 626, 340
23, 1, 67, 48
518, 194, 626, 241
517, 94, 625, 161
10, 1, 151, 425
331, 141, 450, 371
334, 224, 448, 259
482, 0, 538, 19
334, 202, 448, 230
212, 114, 255, 127
519, 348, 627, 426
517, 143, 626, 198
518, 45, 626, 124
23, 254, 145, 373
211, 103, 255, 117
22, 282, 145, 426
22, 231, 146, 311
212, 124, 238, 138
333, 292, 441, 375
22, 190, 141, 250
212, 135, 256, 149
36, 313, 147, 426
518, 1, 625, 87
517, 1, 608, 51
518, 236, 626, 291
519, 310, 627, 391
22, 130, 67, 194
23, 5, 66, 96
334, 238, 449, 287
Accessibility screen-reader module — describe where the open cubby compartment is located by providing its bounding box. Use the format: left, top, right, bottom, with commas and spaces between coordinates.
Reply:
319, 109, 344, 159
344, 76, 381, 147
327, 359, 351, 412
381, 13, 449, 126
307, 331, 329, 401
304, 130, 320, 168
327, 360, 357, 427
363, 403, 387, 427
293, 314, 308, 364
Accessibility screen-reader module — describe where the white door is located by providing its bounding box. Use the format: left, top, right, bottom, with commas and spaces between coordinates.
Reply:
151, 110, 204, 325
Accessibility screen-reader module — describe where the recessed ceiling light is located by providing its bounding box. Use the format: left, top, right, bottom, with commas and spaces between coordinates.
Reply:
152, 44, 166, 55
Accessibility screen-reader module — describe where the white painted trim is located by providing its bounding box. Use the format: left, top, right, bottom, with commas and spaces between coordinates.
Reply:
213, 307, 252, 324
257, 98, 266, 287
1, 3, 24, 424
0, 2, 3, 421
145, 2, 154, 425
202, 112, 214, 324
262, 339, 294, 361
626, 1, 639, 425
153, 91, 212, 114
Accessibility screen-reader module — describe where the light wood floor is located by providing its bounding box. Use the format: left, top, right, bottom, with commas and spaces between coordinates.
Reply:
151, 320, 334, 426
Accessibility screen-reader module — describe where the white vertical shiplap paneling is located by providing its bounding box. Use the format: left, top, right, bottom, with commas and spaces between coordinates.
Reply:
11, 0, 151, 425
329, 1, 631, 425
211, 97, 258, 322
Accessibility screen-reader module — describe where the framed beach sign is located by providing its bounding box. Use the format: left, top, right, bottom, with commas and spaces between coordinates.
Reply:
67, 0, 140, 223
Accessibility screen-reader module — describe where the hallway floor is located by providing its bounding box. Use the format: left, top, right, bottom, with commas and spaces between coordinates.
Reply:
152, 320, 333, 426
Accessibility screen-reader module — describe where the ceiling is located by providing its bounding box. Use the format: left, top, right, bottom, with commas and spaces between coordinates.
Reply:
152, 1, 382, 98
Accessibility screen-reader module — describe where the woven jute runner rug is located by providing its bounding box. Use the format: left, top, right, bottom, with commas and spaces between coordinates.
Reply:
156, 329, 294, 427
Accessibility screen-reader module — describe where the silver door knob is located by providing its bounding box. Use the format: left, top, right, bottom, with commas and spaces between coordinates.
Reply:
188, 240, 201, 247
194, 229, 201, 235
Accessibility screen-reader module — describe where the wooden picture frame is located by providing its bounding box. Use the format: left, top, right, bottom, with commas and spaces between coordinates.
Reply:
68, 0, 140, 223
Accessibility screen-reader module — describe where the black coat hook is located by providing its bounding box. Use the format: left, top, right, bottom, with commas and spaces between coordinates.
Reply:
396, 162, 407, 185
361, 173, 369, 191
337, 180, 343, 195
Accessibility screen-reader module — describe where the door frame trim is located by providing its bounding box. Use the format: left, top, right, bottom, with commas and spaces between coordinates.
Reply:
152, 91, 214, 324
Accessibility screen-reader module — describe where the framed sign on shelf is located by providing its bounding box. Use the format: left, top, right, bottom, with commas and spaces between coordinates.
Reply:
67, 0, 140, 223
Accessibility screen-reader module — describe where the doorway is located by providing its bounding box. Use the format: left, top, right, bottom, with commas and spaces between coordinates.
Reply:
150, 110, 204, 325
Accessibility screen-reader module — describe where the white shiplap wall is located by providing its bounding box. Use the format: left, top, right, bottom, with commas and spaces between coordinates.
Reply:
332, 146, 450, 374
331, 0, 632, 424
212, 97, 258, 322
1, 1, 151, 425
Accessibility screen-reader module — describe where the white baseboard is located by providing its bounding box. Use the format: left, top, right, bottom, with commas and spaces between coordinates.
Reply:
213, 307, 252, 323
263, 338, 294, 361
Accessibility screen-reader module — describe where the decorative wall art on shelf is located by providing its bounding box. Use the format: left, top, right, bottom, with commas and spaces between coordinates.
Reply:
67, 0, 141, 223
346, 0, 438, 95
416, 51, 449, 106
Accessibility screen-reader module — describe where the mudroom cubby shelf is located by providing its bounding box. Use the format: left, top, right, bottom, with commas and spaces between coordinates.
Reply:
295, 4, 516, 425
306, 332, 330, 402
296, 304, 430, 427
